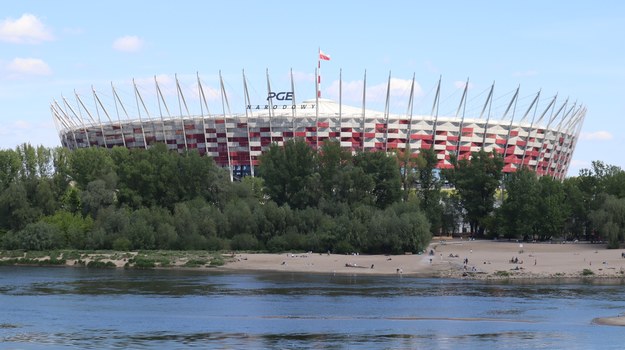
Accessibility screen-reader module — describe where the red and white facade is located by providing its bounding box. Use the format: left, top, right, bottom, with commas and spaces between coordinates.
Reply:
51, 72, 585, 180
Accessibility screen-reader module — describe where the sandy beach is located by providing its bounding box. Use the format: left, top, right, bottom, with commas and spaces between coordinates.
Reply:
220, 238, 625, 280
6, 239, 625, 280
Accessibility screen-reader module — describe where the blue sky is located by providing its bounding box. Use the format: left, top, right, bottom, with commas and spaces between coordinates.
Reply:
1, 0, 623, 177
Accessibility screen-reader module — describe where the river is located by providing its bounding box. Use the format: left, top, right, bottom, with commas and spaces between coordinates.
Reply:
1, 266, 624, 349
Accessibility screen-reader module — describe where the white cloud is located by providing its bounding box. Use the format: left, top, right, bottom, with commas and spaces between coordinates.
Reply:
453, 80, 474, 89
579, 131, 613, 141
326, 77, 422, 104
0, 13, 54, 44
6, 58, 52, 76
112, 35, 144, 52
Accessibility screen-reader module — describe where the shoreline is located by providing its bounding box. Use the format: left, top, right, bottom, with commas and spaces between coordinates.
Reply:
217, 239, 625, 282
4, 239, 625, 282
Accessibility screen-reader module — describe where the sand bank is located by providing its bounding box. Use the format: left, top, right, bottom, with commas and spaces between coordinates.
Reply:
220, 239, 625, 280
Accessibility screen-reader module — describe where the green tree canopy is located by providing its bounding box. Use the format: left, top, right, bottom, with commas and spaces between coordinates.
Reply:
444, 150, 503, 236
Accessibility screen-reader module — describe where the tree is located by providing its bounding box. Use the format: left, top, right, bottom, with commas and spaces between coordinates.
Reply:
258, 138, 320, 209
444, 150, 503, 236
2, 221, 61, 251
52, 147, 72, 196
415, 147, 443, 234
318, 140, 353, 201
364, 199, 430, 254
90, 206, 130, 249
589, 194, 625, 248
440, 191, 464, 236
81, 179, 116, 218
15, 143, 38, 181
353, 151, 402, 209
533, 176, 569, 241
43, 211, 94, 249
69, 147, 116, 189
0, 149, 21, 190
496, 168, 540, 239
393, 146, 418, 201
562, 177, 587, 240
0, 182, 40, 231
122, 208, 157, 250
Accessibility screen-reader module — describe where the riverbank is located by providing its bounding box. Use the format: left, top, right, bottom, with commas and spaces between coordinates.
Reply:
220, 239, 625, 280
3, 239, 625, 280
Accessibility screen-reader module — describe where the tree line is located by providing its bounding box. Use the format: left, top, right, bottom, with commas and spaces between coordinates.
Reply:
0, 140, 624, 253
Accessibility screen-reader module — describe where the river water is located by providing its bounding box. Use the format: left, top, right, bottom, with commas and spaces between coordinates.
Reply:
1, 266, 624, 349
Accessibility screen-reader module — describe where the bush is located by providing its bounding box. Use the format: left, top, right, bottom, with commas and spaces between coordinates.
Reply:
112, 237, 131, 251
266, 235, 289, 252
0, 257, 66, 266
210, 255, 225, 266
130, 257, 155, 269
43, 257, 66, 265
62, 250, 82, 260
494, 270, 510, 277
87, 260, 116, 268
582, 268, 594, 276
230, 234, 259, 251
184, 259, 208, 267
157, 258, 171, 267
333, 240, 355, 255
0, 250, 24, 258
205, 236, 227, 251
3, 222, 61, 251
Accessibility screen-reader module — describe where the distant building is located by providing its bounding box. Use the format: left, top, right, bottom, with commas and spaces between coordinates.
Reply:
51, 71, 585, 180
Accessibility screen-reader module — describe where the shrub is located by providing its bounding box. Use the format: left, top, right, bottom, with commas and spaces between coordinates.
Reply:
130, 257, 155, 268
112, 237, 131, 251
0, 257, 67, 266
4, 222, 61, 251
205, 236, 227, 251
43, 257, 66, 265
87, 260, 116, 268
494, 270, 510, 277
333, 240, 355, 255
184, 259, 207, 267
210, 255, 225, 266
266, 235, 288, 252
157, 258, 171, 267
230, 234, 259, 251
582, 268, 594, 276
62, 250, 82, 260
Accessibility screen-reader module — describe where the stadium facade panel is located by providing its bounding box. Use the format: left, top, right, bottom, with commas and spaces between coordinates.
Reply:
51, 72, 586, 180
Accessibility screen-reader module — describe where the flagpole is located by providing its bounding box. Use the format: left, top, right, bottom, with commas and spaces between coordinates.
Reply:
317, 47, 321, 98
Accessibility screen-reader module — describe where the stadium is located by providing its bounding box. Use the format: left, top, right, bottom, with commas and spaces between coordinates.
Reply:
50, 69, 586, 181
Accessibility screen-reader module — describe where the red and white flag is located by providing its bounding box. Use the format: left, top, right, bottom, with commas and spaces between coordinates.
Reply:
319, 50, 331, 61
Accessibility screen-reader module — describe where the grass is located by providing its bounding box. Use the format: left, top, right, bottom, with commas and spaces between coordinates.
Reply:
184, 259, 208, 267
0, 249, 232, 269
0, 257, 66, 266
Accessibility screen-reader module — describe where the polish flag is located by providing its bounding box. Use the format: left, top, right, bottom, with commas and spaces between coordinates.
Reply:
319, 50, 331, 61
